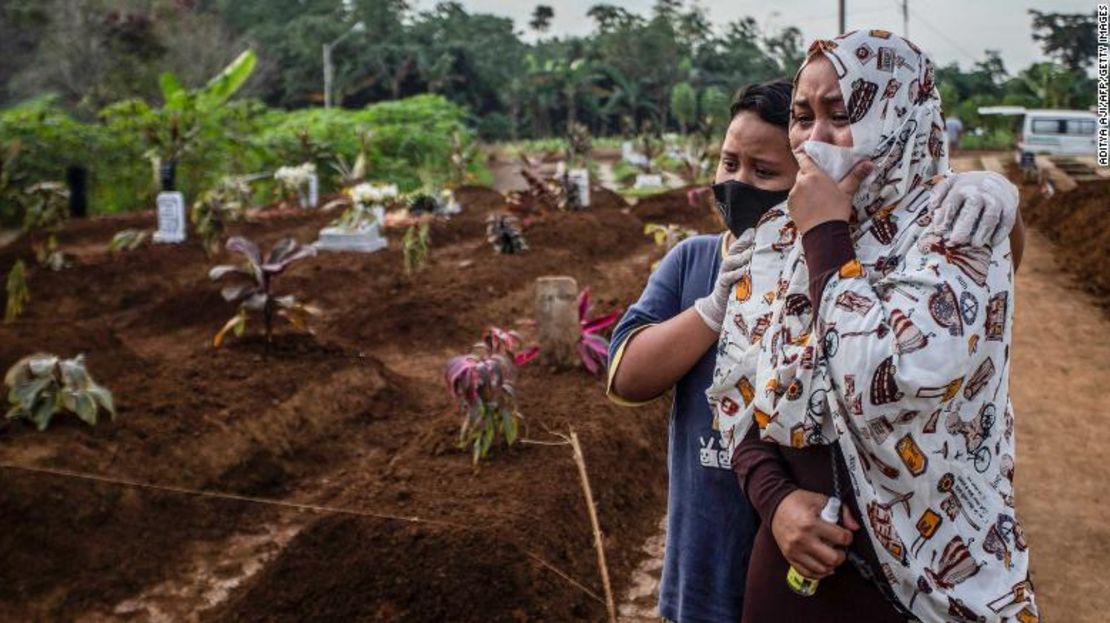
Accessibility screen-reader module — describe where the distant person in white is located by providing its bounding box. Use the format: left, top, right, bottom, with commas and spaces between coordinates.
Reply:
946, 116, 964, 150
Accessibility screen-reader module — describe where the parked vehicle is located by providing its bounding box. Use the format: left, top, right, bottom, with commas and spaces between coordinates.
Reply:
979, 106, 1098, 157
1018, 109, 1098, 156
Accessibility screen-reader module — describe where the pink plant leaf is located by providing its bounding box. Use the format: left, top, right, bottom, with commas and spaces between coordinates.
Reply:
577, 287, 591, 322
581, 310, 622, 335
514, 346, 540, 367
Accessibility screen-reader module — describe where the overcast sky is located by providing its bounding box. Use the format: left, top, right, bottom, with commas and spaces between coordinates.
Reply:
418, 0, 1092, 73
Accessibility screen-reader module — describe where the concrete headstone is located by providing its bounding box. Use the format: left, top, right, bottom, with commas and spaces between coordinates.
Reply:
153, 191, 186, 243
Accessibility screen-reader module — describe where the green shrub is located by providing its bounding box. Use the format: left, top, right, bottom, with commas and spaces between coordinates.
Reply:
959, 128, 1016, 151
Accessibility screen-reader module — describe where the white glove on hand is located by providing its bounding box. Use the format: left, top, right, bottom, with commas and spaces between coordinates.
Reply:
694, 230, 755, 333
928, 171, 1019, 248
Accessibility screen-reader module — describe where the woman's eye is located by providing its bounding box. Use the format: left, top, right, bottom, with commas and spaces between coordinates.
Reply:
721, 159, 738, 172
755, 167, 776, 178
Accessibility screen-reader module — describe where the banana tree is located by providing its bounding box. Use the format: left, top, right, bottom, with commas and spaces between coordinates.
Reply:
151, 50, 258, 191
527, 56, 605, 132
597, 65, 661, 134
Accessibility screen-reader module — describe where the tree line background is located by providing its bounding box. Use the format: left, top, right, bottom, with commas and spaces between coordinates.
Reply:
0, 0, 1098, 142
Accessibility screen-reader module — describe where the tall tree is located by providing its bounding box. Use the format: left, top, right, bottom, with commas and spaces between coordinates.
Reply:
1029, 10, 1096, 72
530, 5, 554, 34
670, 82, 696, 134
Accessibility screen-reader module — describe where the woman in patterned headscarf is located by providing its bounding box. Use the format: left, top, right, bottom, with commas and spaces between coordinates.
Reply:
710, 30, 1037, 622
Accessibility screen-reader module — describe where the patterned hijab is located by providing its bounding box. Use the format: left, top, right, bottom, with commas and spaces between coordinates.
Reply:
708, 30, 1038, 621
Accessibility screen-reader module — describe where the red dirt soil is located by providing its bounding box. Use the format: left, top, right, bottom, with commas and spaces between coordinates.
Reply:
1015, 176, 1110, 307
631, 186, 723, 233
0, 185, 723, 621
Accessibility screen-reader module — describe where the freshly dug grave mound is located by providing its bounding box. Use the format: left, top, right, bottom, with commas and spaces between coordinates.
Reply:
0, 331, 394, 490
590, 186, 629, 212
211, 519, 581, 623
0, 465, 277, 621
428, 186, 506, 245
632, 186, 723, 233
208, 364, 670, 623
311, 206, 648, 351
1013, 174, 1110, 307
0, 183, 679, 621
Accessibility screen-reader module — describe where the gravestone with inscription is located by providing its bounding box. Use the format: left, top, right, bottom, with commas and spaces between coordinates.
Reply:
152, 191, 187, 243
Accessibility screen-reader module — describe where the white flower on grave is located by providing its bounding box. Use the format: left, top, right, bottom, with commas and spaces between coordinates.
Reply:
348, 182, 398, 208
274, 162, 316, 188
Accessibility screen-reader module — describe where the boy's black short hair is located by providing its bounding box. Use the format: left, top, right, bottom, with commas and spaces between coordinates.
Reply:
729, 78, 793, 129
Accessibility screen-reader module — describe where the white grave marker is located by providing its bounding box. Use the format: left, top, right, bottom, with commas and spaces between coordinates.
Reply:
634, 174, 664, 189
306, 174, 319, 209
622, 141, 648, 168
153, 191, 186, 243
315, 206, 387, 253
567, 168, 590, 207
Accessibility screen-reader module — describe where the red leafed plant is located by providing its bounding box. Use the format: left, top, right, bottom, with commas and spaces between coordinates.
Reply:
577, 288, 622, 375
444, 327, 539, 463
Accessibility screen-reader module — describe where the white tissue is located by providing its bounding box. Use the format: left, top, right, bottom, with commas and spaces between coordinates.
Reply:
800, 140, 868, 182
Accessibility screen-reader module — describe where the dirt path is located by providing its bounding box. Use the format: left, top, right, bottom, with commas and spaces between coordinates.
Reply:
1009, 229, 1110, 622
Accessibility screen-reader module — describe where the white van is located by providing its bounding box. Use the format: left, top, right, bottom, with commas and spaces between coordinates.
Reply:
1016, 109, 1098, 156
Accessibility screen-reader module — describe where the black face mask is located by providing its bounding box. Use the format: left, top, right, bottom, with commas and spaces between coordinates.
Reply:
711, 180, 790, 237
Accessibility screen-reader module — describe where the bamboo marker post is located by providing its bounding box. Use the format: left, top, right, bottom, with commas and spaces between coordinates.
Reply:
535, 276, 580, 369
568, 428, 616, 623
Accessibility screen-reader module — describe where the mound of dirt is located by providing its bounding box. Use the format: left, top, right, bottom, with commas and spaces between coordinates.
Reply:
1015, 176, 1110, 307
208, 364, 669, 623
590, 186, 629, 212
631, 186, 723, 233
211, 519, 585, 623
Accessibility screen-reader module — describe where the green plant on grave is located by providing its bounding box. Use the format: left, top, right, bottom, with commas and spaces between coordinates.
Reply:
402, 221, 430, 275
107, 229, 151, 253
191, 176, 252, 257
329, 130, 371, 188
644, 223, 696, 271
448, 130, 478, 189
486, 213, 528, 254
644, 222, 696, 250
674, 129, 715, 185
208, 236, 320, 348
33, 235, 68, 271
4, 260, 29, 324
444, 328, 539, 463
0, 140, 22, 226
635, 124, 664, 174
565, 121, 593, 168
21, 181, 68, 234
22, 181, 70, 271
4, 353, 116, 431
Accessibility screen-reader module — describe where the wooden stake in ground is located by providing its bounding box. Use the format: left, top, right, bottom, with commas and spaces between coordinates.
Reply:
568, 427, 617, 623
535, 276, 580, 369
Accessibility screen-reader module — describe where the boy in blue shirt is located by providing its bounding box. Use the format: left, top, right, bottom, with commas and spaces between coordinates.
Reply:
606, 79, 799, 622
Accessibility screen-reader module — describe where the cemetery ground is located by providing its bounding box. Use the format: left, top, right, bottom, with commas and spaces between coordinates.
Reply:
0, 152, 1108, 621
